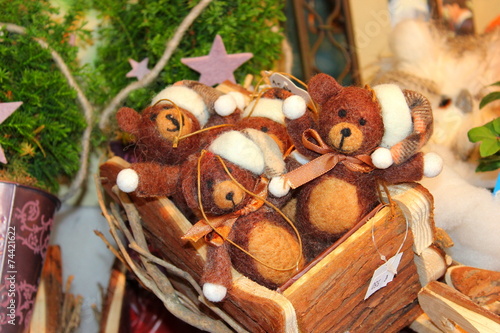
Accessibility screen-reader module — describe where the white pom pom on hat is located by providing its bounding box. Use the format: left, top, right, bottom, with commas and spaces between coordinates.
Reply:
283, 95, 307, 120
151, 85, 210, 126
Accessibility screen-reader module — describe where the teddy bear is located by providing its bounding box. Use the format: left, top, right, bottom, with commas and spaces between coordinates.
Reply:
178, 130, 304, 302
115, 80, 243, 198
269, 73, 443, 260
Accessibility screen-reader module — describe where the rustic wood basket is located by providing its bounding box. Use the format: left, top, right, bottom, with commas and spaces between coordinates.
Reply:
98, 156, 448, 333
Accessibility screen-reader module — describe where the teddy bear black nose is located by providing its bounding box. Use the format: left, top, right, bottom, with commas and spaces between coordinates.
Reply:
226, 191, 235, 202
341, 128, 352, 137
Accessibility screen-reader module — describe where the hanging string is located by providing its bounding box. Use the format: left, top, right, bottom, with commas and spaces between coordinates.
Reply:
152, 98, 234, 147
196, 150, 303, 272
371, 181, 409, 274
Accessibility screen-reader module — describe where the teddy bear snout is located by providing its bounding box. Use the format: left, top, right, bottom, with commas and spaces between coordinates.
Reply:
155, 108, 193, 141
328, 122, 364, 153
212, 180, 245, 210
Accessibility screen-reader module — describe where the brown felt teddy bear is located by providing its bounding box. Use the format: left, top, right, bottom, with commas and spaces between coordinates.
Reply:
269, 73, 443, 259
115, 80, 244, 197
180, 130, 304, 302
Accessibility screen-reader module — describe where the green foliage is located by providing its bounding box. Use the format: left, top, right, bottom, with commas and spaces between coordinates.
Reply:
468, 82, 500, 172
0, 0, 87, 193
88, 0, 286, 111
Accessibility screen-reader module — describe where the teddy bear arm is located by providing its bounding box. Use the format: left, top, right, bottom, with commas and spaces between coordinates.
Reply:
374, 152, 425, 184
116, 107, 141, 134
130, 163, 182, 197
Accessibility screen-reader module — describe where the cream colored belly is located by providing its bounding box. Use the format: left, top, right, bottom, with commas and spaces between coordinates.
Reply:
308, 177, 360, 234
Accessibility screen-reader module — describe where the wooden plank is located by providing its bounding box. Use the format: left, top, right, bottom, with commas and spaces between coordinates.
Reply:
282, 205, 422, 332
419, 281, 500, 333
30, 245, 63, 332
99, 261, 127, 333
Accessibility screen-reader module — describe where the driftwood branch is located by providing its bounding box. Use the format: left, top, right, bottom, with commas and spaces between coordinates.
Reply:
94, 176, 242, 333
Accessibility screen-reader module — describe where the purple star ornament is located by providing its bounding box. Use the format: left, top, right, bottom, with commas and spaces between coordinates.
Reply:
126, 58, 151, 80
0, 101, 23, 164
181, 35, 253, 86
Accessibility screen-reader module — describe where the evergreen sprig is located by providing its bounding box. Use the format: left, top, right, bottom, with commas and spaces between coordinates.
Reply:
88, 0, 286, 112
0, 0, 87, 193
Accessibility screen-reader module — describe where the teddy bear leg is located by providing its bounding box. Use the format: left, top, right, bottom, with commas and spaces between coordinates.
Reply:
201, 242, 233, 302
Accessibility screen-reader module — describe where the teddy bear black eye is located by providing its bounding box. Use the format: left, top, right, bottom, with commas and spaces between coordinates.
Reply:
338, 109, 347, 118
149, 113, 158, 122
206, 179, 214, 189
439, 97, 452, 108
359, 118, 366, 126
260, 126, 269, 133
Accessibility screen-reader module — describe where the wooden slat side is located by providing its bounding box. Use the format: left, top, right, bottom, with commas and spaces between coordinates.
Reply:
283, 205, 421, 333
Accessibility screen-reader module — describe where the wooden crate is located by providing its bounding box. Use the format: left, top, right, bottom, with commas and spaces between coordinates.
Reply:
99, 156, 444, 333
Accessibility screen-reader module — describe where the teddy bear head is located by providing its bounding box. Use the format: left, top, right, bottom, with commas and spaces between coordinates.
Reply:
291, 73, 433, 169
117, 101, 202, 165
180, 130, 270, 218
308, 75, 385, 156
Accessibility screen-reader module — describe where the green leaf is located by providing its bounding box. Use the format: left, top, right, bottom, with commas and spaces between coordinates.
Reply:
479, 91, 500, 109
468, 124, 495, 143
478, 138, 500, 157
475, 153, 500, 172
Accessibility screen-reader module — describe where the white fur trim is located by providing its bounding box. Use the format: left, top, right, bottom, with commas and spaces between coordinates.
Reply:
371, 147, 394, 169
214, 94, 237, 116
151, 85, 209, 126
290, 150, 310, 165
228, 91, 247, 110
116, 168, 139, 193
243, 98, 285, 124
283, 95, 306, 120
208, 131, 265, 175
243, 128, 285, 177
423, 152, 443, 177
268, 176, 291, 197
203, 283, 227, 302
373, 84, 413, 148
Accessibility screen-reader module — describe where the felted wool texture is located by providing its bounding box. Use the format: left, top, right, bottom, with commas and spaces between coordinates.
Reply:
180, 152, 258, 218
228, 208, 304, 289
152, 85, 210, 127
208, 130, 265, 176
129, 163, 182, 197
242, 128, 285, 178
117, 104, 202, 165
201, 242, 233, 289
236, 117, 293, 155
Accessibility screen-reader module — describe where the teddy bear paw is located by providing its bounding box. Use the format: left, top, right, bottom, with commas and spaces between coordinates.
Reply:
116, 168, 139, 193
371, 147, 394, 169
268, 176, 291, 197
423, 152, 443, 178
203, 283, 227, 302
283, 95, 307, 120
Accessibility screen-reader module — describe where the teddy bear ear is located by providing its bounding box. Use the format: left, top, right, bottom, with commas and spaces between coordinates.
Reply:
307, 73, 343, 106
116, 107, 141, 134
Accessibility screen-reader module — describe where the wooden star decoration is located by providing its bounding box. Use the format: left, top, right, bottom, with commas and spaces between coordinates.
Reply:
0, 101, 23, 164
181, 35, 253, 86
126, 58, 151, 80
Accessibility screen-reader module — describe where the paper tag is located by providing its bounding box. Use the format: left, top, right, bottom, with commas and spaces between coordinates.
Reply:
364, 252, 403, 300
266, 72, 311, 104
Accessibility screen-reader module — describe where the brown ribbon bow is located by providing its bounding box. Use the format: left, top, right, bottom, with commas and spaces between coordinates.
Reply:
284, 129, 375, 189
182, 178, 269, 246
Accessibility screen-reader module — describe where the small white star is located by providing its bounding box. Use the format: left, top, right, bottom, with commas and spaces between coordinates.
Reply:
126, 58, 151, 80
181, 35, 253, 86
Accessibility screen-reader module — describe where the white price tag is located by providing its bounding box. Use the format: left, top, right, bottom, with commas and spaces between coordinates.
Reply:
364, 252, 403, 300
265, 72, 311, 104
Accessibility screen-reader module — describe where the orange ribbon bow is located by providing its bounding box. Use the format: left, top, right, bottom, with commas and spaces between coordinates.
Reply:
284, 129, 375, 189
